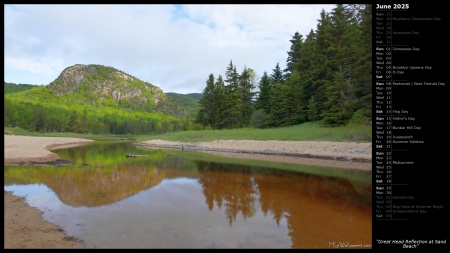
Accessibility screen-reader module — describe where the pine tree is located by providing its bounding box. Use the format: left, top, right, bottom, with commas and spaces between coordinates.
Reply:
284, 31, 303, 80
238, 66, 256, 127
352, 3, 372, 121
311, 8, 334, 120
255, 71, 272, 115
322, 67, 355, 126
307, 95, 319, 122
223, 60, 241, 128
267, 63, 287, 126
212, 75, 226, 129
197, 73, 216, 128
285, 70, 307, 124
321, 4, 364, 126
268, 83, 290, 127
291, 29, 319, 123
270, 62, 284, 85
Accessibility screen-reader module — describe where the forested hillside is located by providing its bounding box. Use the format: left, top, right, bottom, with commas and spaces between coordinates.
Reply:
196, 4, 372, 129
4, 64, 194, 134
4, 82, 38, 94
166, 92, 201, 115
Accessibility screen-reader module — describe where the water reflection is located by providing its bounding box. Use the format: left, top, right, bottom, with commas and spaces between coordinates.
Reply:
4, 141, 371, 248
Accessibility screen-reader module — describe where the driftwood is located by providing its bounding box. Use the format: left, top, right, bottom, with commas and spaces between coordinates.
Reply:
125, 153, 148, 158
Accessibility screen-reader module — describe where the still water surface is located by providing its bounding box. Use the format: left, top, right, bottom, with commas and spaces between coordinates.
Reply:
4, 140, 372, 248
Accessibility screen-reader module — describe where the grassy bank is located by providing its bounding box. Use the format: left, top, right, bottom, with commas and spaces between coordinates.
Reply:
3, 127, 137, 141
4, 122, 371, 143
136, 122, 371, 143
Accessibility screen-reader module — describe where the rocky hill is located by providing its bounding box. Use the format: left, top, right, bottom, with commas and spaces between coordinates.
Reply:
48, 64, 187, 116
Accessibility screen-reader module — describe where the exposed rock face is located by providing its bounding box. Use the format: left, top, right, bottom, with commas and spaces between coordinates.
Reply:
47, 64, 186, 116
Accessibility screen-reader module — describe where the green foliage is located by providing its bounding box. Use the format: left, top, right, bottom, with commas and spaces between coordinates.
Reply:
267, 83, 291, 127
284, 31, 303, 79
68, 110, 79, 133
196, 61, 257, 130
238, 66, 256, 127
44, 64, 188, 117
255, 71, 272, 114
4, 82, 39, 94
165, 92, 200, 115
4, 63, 196, 135
197, 74, 217, 127
138, 121, 371, 143
185, 93, 203, 100
250, 109, 269, 128
347, 108, 371, 126
191, 5, 372, 131
307, 95, 319, 122
270, 62, 284, 85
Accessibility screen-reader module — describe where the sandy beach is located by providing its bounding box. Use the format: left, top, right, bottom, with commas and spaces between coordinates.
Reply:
4, 135, 95, 166
4, 134, 371, 248
4, 135, 94, 249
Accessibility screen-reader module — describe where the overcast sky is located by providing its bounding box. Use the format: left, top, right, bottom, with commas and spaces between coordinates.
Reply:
4, 4, 336, 94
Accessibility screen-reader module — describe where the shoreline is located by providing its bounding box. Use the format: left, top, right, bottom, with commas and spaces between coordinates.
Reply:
4, 135, 94, 249
4, 135, 372, 248
4, 135, 95, 166
4, 191, 85, 249
136, 139, 372, 170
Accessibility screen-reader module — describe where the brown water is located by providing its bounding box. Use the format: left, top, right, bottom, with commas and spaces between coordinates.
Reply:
4, 140, 372, 249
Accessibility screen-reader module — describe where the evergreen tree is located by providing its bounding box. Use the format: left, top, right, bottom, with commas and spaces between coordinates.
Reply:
270, 62, 284, 85
307, 95, 319, 122
212, 75, 226, 129
238, 66, 256, 127
267, 62, 287, 126
284, 31, 303, 80
223, 60, 241, 128
285, 70, 307, 124
196, 74, 216, 127
321, 4, 363, 125
268, 83, 290, 127
311, 8, 333, 120
322, 67, 355, 126
352, 3, 372, 121
255, 71, 272, 115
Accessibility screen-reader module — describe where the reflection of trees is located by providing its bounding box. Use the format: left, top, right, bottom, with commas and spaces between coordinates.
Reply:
196, 161, 258, 225
54, 141, 138, 166
253, 172, 372, 248
196, 162, 372, 248
7, 140, 372, 248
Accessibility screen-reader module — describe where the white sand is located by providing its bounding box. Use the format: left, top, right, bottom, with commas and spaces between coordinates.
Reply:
4, 135, 94, 165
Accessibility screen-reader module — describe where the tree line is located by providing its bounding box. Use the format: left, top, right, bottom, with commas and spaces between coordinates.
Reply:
4, 97, 193, 135
196, 4, 372, 129
196, 61, 257, 129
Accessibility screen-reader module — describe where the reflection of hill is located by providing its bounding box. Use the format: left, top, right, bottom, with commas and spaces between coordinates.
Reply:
4, 165, 163, 207
5, 140, 371, 248
49, 165, 164, 207
4, 155, 200, 207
